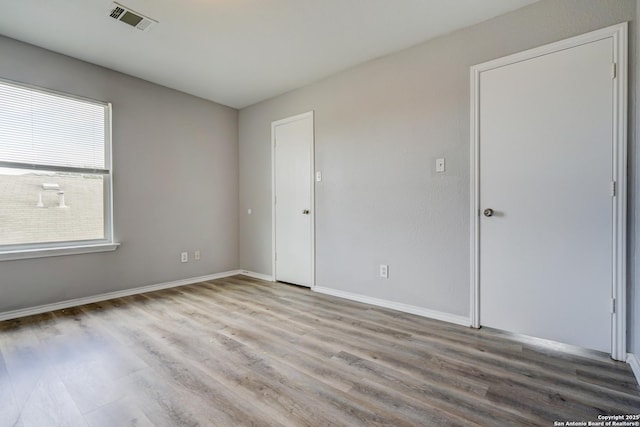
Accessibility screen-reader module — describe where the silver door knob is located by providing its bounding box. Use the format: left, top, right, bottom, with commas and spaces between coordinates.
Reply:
483, 208, 494, 217
302, 209, 310, 215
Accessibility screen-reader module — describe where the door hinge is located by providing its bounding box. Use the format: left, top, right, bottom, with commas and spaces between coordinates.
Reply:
611, 298, 616, 314
611, 63, 617, 79
611, 181, 616, 197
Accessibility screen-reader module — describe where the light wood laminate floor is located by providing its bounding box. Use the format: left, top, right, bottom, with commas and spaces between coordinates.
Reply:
0, 275, 638, 426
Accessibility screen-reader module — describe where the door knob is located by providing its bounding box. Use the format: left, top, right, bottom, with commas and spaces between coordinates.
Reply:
302, 209, 310, 215
483, 208, 494, 217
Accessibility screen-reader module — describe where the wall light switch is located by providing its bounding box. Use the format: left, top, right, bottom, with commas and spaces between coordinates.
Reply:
316, 171, 322, 182
436, 158, 445, 173
248, 208, 252, 215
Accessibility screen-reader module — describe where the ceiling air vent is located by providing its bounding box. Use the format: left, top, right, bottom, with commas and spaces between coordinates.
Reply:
108, 2, 157, 32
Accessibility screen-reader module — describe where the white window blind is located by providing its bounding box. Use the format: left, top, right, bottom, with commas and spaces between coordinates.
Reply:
0, 80, 107, 172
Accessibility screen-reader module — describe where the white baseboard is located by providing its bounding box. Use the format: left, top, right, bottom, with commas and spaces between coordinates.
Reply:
239, 270, 274, 281
0, 270, 241, 322
313, 286, 471, 327
627, 353, 640, 386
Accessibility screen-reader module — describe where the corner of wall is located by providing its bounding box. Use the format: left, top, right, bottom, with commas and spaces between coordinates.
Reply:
633, 0, 640, 365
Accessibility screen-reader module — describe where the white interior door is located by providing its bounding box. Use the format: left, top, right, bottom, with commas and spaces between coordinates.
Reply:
478, 38, 614, 353
273, 112, 314, 287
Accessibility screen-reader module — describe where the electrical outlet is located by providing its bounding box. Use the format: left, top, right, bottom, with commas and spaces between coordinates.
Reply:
181, 252, 188, 263
194, 250, 201, 261
379, 264, 389, 279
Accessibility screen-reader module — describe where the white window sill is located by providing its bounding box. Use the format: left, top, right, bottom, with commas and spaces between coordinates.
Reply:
0, 243, 120, 261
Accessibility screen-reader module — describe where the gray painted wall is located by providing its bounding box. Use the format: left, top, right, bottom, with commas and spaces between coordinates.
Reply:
0, 36, 239, 313
239, 0, 637, 319
633, 0, 640, 360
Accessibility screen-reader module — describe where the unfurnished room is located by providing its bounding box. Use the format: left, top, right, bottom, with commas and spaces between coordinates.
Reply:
0, 0, 639, 426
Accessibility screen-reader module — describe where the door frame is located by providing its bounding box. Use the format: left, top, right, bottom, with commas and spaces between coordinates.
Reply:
271, 111, 316, 288
469, 23, 628, 360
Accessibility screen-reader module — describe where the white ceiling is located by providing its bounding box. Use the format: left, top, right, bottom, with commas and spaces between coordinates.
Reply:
0, 0, 537, 109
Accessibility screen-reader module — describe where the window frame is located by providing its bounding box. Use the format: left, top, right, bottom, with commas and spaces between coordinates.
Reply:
0, 78, 118, 260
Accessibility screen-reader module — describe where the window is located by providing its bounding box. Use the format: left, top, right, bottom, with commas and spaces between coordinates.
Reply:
0, 79, 117, 259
